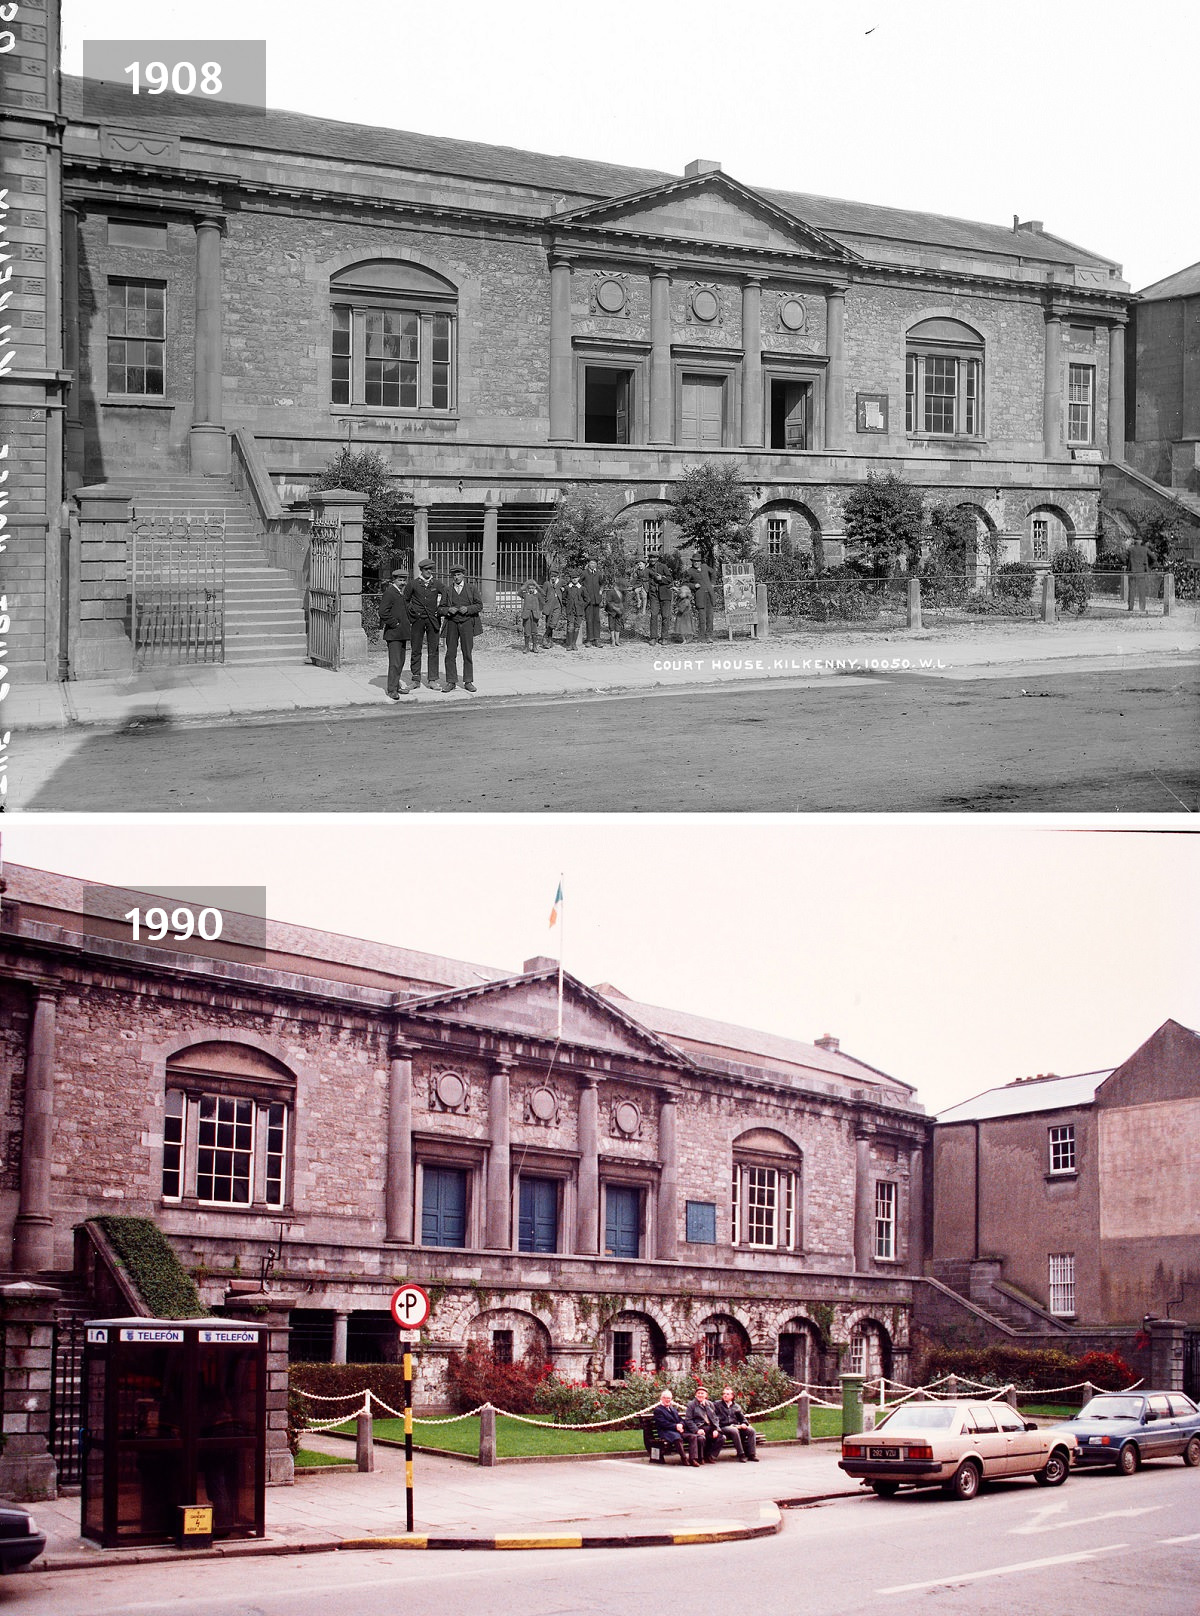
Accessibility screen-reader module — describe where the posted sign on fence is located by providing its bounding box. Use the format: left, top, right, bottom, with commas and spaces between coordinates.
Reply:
722, 562, 757, 638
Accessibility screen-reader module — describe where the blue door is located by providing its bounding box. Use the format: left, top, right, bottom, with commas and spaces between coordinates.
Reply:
518, 1177, 558, 1254
605, 1185, 641, 1258
422, 1166, 467, 1248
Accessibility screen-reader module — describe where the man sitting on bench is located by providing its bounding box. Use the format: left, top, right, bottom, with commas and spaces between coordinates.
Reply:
652, 1390, 700, 1466
716, 1385, 759, 1461
684, 1386, 725, 1464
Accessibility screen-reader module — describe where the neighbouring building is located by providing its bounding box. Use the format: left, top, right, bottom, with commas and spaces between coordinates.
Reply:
1123, 261, 1200, 512
0, 862, 931, 1402
929, 1020, 1200, 1347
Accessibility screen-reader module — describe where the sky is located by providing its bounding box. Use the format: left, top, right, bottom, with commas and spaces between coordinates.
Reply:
59, 0, 1198, 294
3, 820, 1197, 1118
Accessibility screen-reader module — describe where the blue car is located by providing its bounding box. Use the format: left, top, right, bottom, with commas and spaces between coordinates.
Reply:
1055, 1391, 1200, 1475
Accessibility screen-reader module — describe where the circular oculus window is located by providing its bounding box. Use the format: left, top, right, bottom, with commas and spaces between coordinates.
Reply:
614, 1100, 641, 1135
690, 287, 719, 323
434, 1071, 467, 1109
779, 297, 807, 332
595, 277, 626, 314
529, 1085, 557, 1122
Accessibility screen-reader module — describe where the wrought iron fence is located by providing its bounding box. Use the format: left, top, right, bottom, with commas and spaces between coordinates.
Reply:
130, 513, 226, 666
307, 517, 342, 669
50, 1316, 85, 1487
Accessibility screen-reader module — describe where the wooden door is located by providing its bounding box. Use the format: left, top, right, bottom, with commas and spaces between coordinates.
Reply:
681, 376, 724, 448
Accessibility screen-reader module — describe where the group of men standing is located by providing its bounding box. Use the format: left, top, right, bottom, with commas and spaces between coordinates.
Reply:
651, 1386, 759, 1466
378, 556, 482, 699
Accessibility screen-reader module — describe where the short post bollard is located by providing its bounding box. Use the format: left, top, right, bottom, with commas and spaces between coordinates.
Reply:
1041, 570, 1055, 623
841, 1373, 864, 1437
947, 1374, 958, 1398
861, 1406, 876, 1432
755, 583, 770, 640
1164, 568, 1174, 617
907, 577, 922, 630
478, 1403, 497, 1467
1081, 1380, 1094, 1409
356, 1391, 375, 1473
1006, 1384, 1019, 1409
797, 1392, 811, 1445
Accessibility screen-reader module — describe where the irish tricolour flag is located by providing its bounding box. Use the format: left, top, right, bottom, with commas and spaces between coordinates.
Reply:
548, 880, 563, 929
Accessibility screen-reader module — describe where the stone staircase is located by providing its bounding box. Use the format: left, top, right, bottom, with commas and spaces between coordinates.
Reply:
115, 475, 308, 665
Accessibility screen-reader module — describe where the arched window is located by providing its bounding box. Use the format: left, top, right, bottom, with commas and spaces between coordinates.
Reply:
161, 1041, 295, 1210
731, 1128, 802, 1252
330, 259, 458, 413
905, 318, 983, 439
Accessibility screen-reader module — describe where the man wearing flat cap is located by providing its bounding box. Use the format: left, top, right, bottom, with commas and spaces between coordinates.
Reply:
441, 563, 482, 692
404, 557, 444, 690
379, 564, 412, 700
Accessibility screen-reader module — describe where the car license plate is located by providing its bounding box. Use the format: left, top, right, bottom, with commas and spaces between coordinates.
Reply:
869, 1446, 899, 1459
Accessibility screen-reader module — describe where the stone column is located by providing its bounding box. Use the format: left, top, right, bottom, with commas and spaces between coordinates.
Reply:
549, 254, 574, 442
741, 278, 763, 447
649, 267, 674, 444
907, 1146, 925, 1273
189, 214, 229, 475
853, 1124, 874, 1271
222, 1288, 298, 1486
68, 488, 135, 679
486, 1060, 512, 1249
0, 1282, 61, 1501
824, 286, 847, 450
307, 488, 370, 664
385, 1044, 414, 1244
1043, 309, 1064, 459
1108, 321, 1126, 462
332, 1311, 349, 1365
655, 1092, 679, 1261
14, 990, 58, 1274
63, 204, 85, 485
482, 493, 500, 609
413, 499, 430, 565
575, 1077, 600, 1255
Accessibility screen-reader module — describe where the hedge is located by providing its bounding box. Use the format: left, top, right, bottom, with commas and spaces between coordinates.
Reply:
93, 1215, 207, 1319
916, 1344, 1133, 1392
290, 1361, 413, 1415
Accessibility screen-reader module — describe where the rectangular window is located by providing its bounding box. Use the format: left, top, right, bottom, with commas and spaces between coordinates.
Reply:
518, 1176, 559, 1254
874, 1181, 896, 1260
491, 1329, 513, 1365
422, 1165, 468, 1248
108, 278, 166, 396
196, 1095, 254, 1205
265, 1102, 287, 1207
611, 1329, 633, 1380
732, 1163, 797, 1249
1067, 364, 1094, 445
1032, 517, 1049, 561
685, 1201, 717, 1244
905, 354, 917, 433
643, 518, 663, 557
1049, 1124, 1076, 1174
331, 306, 352, 406
767, 517, 788, 556
365, 310, 419, 408
923, 356, 957, 435
333, 304, 455, 411
964, 359, 979, 436
1049, 1253, 1076, 1316
745, 1166, 778, 1247
907, 350, 982, 437
162, 1090, 184, 1200
848, 1335, 866, 1375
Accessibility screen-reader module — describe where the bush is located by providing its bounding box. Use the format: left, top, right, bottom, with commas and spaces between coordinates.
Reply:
801, 565, 884, 622
915, 1344, 1134, 1392
310, 449, 412, 590
997, 560, 1037, 603
756, 545, 815, 618
843, 472, 926, 574
531, 1355, 794, 1426
917, 568, 971, 611
445, 1343, 554, 1415
290, 1361, 414, 1418
1052, 546, 1094, 615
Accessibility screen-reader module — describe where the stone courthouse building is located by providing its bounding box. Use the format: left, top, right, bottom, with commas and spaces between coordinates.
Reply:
2, 13, 1141, 682
0, 863, 929, 1397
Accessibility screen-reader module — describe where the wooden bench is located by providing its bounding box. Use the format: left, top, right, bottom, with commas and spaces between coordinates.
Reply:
640, 1417, 689, 1463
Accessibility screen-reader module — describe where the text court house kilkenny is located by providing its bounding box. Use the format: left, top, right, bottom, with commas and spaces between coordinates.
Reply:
0, 865, 930, 1395
7, 53, 1132, 681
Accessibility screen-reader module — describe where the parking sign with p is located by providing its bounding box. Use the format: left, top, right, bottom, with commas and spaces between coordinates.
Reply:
390, 1284, 431, 1330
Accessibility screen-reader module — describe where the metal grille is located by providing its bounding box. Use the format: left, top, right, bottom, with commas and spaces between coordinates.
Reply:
496, 504, 554, 613
50, 1316, 86, 1487
307, 517, 342, 669
130, 513, 225, 666
428, 505, 484, 583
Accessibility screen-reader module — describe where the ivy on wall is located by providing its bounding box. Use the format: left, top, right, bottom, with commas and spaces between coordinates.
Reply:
94, 1215, 208, 1319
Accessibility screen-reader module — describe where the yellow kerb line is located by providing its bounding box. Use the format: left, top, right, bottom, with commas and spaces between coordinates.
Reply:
495, 1534, 584, 1550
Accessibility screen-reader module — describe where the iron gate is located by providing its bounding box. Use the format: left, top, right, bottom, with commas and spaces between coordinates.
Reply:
307, 517, 342, 669
1185, 1330, 1200, 1401
50, 1316, 85, 1487
130, 514, 226, 667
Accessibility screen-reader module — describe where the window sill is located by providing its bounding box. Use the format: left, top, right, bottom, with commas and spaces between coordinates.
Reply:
331, 407, 459, 421
163, 1197, 291, 1215
905, 435, 988, 448
1045, 1170, 1078, 1182
102, 397, 175, 410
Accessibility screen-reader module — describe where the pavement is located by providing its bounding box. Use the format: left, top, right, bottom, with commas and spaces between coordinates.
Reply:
5, 612, 1198, 736
25, 1434, 860, 1571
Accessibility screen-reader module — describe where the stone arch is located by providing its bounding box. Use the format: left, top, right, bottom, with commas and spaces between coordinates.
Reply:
604, 1309, 668, 1379
1027, 502, 1076, 564
619, 497, 680, 563
844, 1314, 893, 1385
751, 498, 822, 560
692, 1312, 752, 1373
775, 1316, 828, 1388
465, 1307, 552, 1366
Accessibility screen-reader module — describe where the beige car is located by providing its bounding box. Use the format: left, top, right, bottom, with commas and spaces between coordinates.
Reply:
839, 1399, 1077, 1500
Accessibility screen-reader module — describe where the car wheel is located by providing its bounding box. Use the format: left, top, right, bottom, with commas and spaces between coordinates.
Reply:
1034, 1448, 1070, 1487
1182, 1436, 1200, 1468
871, 1481, 900, 1498
1117, 1442, 1140, 1476
946, 1460, 980, 1500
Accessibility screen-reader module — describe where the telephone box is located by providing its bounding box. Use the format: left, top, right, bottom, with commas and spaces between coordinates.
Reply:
81, 1318, 266, 1547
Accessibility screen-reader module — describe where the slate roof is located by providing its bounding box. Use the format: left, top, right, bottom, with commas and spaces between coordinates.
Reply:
937, 1070, 1112, 1123
63, 76, 1118, 271
1136, 261, 1200, 301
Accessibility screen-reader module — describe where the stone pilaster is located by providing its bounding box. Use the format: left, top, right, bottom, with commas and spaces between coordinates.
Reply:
189, 214, 229, 475
332, 1311, 348, 1364
907, 1146, 925, 1273
0, 1282, 61, 1501
486, 1060, 512, 1249
575, 1078, 599, 1255
740, 278, 763, 447
549, 255, 574, 442
649, 267, 673, 444
824, 286, 847, 450
656, 1092, 679, 1261
386, 1044, 413, 1243
482, 494, 500, 609
14, 989, 58, 1274
1108, 320, 1126, 462
1043, 308, 1064, 459
221, 1288, 297, 1486
413, 499, 430, 565
853, 1123, 874, 1271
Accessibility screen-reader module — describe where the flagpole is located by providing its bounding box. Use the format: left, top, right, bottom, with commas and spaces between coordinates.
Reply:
556, 872, 564, 1040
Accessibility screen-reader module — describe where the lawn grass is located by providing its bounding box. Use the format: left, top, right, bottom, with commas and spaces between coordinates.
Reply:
325, 1401, 841, 1458
295, 1447, 355, 1468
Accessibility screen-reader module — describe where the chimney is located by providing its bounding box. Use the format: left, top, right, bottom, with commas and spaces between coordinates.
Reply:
815, 1034, 840, 1053
1014, 219, 1044, 235
523, 955, 557, 974
684, 158, 721, 177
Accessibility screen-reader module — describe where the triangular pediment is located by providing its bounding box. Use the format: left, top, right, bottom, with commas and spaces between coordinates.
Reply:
401, 970, 690, 1067
552, 171, 858, 263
